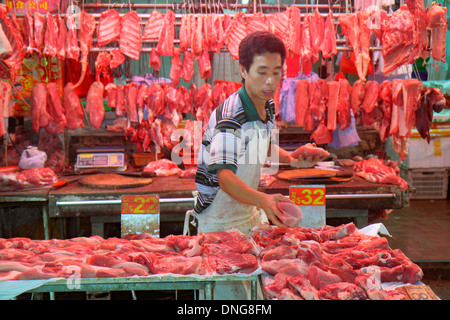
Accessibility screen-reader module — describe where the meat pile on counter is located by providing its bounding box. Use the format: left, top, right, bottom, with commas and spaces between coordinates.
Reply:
250, 223, 422, 300
0, 167, 57, 191
0, 231, 259, 281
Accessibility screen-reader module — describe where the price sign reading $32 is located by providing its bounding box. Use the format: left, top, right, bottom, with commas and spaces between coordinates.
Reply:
289, 186, 326, 206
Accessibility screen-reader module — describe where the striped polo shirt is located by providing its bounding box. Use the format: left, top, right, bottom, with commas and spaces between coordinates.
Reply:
194, 86, 276, 214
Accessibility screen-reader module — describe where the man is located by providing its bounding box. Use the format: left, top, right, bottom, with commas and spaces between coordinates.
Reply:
189, 31, 323, 236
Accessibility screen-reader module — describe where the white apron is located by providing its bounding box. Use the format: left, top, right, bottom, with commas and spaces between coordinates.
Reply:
183, 122, 270, 299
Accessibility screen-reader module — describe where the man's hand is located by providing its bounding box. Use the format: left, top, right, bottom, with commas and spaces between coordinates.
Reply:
289, 155, 323, 168
257, 193, 292, 228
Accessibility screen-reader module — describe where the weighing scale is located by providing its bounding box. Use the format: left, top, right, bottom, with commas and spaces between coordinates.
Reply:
75, 146, 127, 173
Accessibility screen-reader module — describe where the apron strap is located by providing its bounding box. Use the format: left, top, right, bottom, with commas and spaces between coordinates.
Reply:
183, 209, 197, 236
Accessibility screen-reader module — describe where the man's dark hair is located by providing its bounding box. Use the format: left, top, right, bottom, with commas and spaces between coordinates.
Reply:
238, 31, 286, 72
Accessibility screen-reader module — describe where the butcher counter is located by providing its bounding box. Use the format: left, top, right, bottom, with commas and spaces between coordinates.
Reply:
0, 166, 410, 240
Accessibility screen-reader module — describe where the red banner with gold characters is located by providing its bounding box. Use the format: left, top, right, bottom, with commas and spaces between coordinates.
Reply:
4, 0, 60, 14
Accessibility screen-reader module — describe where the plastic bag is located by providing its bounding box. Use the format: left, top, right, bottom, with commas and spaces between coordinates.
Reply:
18, 147, 47, 170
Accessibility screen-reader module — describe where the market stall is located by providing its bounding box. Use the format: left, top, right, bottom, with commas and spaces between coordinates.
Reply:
0, 0, 448, 301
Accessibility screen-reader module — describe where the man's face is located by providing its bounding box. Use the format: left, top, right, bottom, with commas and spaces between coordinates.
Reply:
240, 52, 282, 107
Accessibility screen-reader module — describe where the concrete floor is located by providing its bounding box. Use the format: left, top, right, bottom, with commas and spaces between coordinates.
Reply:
382, 199, 450, 300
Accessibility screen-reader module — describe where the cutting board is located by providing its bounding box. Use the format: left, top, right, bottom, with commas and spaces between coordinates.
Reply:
78, 173, 153, 189
277, 169, 353, 184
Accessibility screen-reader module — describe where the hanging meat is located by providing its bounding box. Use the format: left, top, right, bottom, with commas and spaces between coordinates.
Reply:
223, 12, 248, 60
34, 12, 45, 54
110, 49, 125, 69
268, 10, 289, 50
63, 83, 84, 130
191, 14, 203, 59
71, 12, 95, 89
85, 82, 105, 129
97, 9, 121, 47
0, 4, 24, 81
339, 12, 371, 81
377, 80, 393, 142
179, 14, 190, 51
337, 78, 352, 130
95, 52, 112, 82
327, 81, 340, 131
295, 79, 309, 127
56, 14, 67, 60
65, 13, 80, 62
415, 87, 446, 142
120, 11, 142, 61
170, 48, 183, 87
321, 11, 337, 59
46, 82, 67, 135
149, 48, 161, 71
426, 4, 447, 63
105, 83, 117, 109
157, 10, 175, 56
22, 11, 34, 55
125, 82, 138, 123
211, 14, 225, 53
300, 14, 313, 63
30, 83, 49, 133
198, 46, 211, 79
310, 9, 324, 62
287, 7, 302, 56
115, 84, 125, 117
43, 12, 58, 58
181, 50, 194, 82
143, 10, 165, 40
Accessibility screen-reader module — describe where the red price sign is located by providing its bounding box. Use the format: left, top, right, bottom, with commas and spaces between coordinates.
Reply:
121, 195, 159, 214
289, 186, 325, 206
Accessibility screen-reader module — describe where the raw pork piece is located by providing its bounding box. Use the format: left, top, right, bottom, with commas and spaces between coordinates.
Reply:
55, 14, 67, 60
362, 81, 380, 114
149, 48, 161, 71
223, 12, 248, 60
415, 87, 446, 142
169, 48, 182, 87
311, 120, 333, 145
115, 84, 125, 117
300, 14, 313, 62
97, 9, 120, 47
16, 167, 57, 186
71, 12, 95, 89
125, 82, 138, 123
143, 159, 181, 176
120, 11, 141, 60
95, 51, 111, 82
63, 83, 84, 130
291, 143, 330, 161
310, 9, 324, 62
427, 4, 447, 63
287, 7, 302, 56
206, 253, 258, 275
110, 49, 125, 69
181, 50, 194, 82
377, 80, 393, 142
30, 82, 49, 133
295, 79, 309, 126
307, 265, 343, 290
21, 12, 34, 55
247, 12, 272, 34
33, 12, 45, 53
43, 13, 58, 57
269, 11, 289, 49
46, 82, 66, 134
277, 202, 302, 227
157, 10, 175, 56
382, 5, 426, 75
191, 15, 203, 59
354, 158, 408, 190
179, 14, 190, 51
198, 46, 211, 79
65, 14, 80, 61
326, 81, 339, 131
310, 79, 329, 121
142, 10, 164, 40
402, 79, 422, 136
319, 282, 367, 300
338, 12, 371, 81
147, 254, 205, 275
350, 79, 365, 116
321, 11, 337, 59
337, 78, 352, 130
0, 5, 24, 80
211, 14, 225, 53
85, 81, 105, 130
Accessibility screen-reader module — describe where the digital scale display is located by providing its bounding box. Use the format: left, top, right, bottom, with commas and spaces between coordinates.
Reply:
76, 153, 125, 170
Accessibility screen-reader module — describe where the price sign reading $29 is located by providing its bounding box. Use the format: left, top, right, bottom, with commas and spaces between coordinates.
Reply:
289, 186, 325, 206
121, 195, 159, 214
